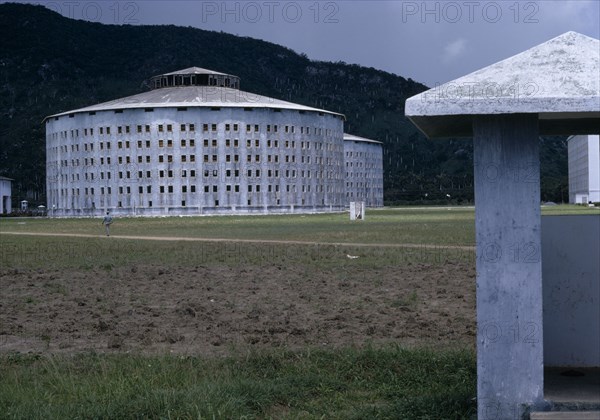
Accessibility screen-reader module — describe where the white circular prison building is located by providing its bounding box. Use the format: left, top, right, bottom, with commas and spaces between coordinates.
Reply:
45, 67, 383, 216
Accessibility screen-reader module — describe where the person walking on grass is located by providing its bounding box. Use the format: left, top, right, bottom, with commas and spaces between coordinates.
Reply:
102, 211, 113, 236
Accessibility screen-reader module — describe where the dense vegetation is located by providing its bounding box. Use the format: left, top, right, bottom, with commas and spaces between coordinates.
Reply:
0, 3, 568, 206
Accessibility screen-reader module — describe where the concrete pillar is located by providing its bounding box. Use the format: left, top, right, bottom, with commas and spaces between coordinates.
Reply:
473, 114, 544, 419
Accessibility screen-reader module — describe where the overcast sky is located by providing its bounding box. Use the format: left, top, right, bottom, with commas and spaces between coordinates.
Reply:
14, 0, 600, 87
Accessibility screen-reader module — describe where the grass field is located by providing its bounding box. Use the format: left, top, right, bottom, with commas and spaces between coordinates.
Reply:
0, 346, 476, 419
0, 205, 596, 419
1, 205, 595, 245
2, 207, 478, 245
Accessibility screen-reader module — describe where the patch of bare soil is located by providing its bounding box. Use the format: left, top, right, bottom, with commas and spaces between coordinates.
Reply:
0, 262, 475, 355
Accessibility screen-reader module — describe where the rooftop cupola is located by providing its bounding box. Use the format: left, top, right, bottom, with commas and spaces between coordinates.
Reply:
150, 67, 240, 90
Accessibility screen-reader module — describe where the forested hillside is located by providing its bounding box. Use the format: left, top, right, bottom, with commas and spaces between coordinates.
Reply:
0, 3, 568, 205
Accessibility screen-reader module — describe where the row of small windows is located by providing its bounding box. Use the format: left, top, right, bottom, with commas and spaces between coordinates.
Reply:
346, 181, 382, 188
54, 155, 339, 168
56, 167, 339, 182
51, 139, 345, 160
52, 152, 341, 168
53, 199, 342, 210
57, 183, 337, 198
346, 161, 382, 169
346, 151, 380, 158
51, 139, 331, 156
51, 123, 336, 140
346, 172, 382, 179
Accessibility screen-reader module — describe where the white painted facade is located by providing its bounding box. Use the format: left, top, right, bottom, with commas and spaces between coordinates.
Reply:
0, 176, 12, 214
45, 68, 383, 217
343, 134, 383, 207
568, 134, 600, 204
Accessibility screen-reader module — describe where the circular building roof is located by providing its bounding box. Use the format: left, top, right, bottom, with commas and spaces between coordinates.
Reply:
46, 67, 345, 121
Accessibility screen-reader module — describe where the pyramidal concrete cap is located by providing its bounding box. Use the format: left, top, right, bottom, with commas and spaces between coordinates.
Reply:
405, 31, 600, 138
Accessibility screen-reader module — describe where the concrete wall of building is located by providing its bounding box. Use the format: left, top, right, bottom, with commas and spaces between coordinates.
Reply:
46, 107, 346, 216
344, 140, 384, 207
568, 135, 600, 204
0, 178, 12, 214
542, 215, 600, 367
473, 114, 544, 417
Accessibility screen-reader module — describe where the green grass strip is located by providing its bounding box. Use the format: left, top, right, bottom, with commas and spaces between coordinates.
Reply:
0, 345, 476, 419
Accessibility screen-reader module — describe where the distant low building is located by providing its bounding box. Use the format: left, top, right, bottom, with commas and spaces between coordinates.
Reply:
343, 134, 383, 207
568, 134, 600, 204
0, 176, 12, 214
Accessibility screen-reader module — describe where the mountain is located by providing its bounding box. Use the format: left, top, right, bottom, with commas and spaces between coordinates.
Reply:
0, 3, 568, 205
